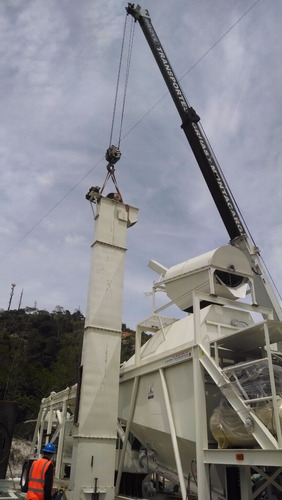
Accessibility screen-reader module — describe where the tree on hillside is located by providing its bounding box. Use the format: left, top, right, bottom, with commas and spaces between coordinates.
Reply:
0, 311, 150, 439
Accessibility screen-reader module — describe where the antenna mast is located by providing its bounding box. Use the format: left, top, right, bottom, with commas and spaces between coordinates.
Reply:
7, 283, 16, 311
18, 289, 24, 310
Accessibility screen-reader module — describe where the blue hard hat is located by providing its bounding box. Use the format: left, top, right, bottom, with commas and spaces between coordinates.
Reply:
43, 443, 56, 454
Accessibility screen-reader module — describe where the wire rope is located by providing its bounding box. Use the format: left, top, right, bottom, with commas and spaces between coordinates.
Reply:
0, 0, 264, 264
198, 120, 255, 245
0, 156, 104, 263
118, 17, 135, 147
109, 14, 135, 149
109, 13, 128, 148
179, 0, 261, 83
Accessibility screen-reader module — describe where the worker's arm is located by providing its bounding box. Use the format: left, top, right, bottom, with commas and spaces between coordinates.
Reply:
44, 462, 54, 500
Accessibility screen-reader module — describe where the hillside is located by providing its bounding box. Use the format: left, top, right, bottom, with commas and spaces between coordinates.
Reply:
0, 307, 143, 439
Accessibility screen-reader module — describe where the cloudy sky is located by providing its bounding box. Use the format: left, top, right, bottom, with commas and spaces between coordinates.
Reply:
1, 0, 281, 328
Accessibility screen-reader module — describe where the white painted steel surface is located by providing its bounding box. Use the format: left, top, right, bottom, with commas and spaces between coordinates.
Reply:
25, 230, 282, 500
118, 284, 282, 499
163, 245, 253, 311
119, 306, 229, 474
68, 195, 138, 500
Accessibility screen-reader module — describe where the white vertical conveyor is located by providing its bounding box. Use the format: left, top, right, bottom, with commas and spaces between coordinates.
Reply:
69, 194, 138, 500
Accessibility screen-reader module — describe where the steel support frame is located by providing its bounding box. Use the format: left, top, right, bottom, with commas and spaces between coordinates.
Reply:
190, 290, 211, 499
159, 368, 187, 500
190, 290, 282, 500
251, 465, 282, 498
239, 466, 252, 500
199, 343, 279, 450
192, 345, 211, 500
192, 290, 279, 447
263, 322, 282, 446
55, 399, 68, 479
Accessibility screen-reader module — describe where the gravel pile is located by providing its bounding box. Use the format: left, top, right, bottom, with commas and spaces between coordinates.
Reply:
6, 440, 31, 479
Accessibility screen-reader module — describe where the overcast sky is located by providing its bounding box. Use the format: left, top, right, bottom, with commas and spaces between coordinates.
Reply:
0, 0, 281, 328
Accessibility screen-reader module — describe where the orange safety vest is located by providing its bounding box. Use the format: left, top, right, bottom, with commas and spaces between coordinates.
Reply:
27, 458, 53, 500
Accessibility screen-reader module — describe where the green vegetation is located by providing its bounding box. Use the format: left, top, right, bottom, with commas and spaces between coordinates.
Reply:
0, 307, 149, 439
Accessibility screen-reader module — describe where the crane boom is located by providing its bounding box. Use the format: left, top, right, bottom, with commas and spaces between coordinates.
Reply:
126, 3, 244, 241
126, 3, 282, 320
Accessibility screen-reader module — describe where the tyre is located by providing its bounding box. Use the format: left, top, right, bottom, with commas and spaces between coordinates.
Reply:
20, 459, 33, 492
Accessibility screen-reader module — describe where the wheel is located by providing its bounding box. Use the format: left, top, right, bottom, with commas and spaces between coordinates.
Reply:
20, 459, 33, 492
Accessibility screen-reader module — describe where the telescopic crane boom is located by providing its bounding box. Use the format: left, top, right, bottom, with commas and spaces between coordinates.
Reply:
126, 3, 282, 320
126, 3, 243, 242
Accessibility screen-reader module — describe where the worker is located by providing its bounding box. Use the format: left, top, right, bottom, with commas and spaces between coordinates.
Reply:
26, 442, 56, 500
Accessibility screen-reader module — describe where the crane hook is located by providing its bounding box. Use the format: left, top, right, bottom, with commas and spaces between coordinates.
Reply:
105, 145, 121, 166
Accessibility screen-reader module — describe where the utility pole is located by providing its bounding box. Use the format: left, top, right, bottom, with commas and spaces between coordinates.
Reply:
7, 283, 16, 311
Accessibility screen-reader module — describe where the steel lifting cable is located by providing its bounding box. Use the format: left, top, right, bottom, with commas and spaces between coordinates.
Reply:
100, 13, 135, 201
2, 1, 266, 262
108, 13, 128, 148
109, 14, 135, 148
118, 16, 135, 148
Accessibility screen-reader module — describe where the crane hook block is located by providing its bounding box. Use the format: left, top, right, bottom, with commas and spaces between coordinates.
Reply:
105, 145, 121, 165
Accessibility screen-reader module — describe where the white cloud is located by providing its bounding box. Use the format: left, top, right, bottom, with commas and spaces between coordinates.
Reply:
0, 0, 281, 326
65, 233, 86, 246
